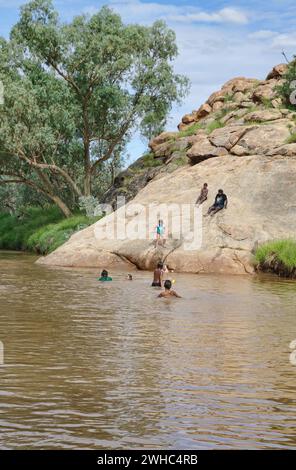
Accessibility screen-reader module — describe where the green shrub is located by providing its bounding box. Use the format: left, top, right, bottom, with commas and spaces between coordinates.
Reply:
255, 239, 296, 269
141, 153, 163, 168
286, 132, 296, 144
223, 93, 234, 103
206, 119, 224, 134
261, 97, 274, 108
178, 122, 203, 138
0, 206, 101, 254
276, 59, 296, 109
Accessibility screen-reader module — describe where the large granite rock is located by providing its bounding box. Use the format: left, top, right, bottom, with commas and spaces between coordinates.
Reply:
37, 64, 296, 275
37, 154, 296, 275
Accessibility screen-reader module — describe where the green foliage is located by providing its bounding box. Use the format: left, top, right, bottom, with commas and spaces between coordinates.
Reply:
0, 206, 100, 253
178, 122, 203, 138
0, 206, 63, 250
276, 59, 296, 109
206, 120, 224, 134
171, 155, 188, 167
261, 97, 274, 108
223, 93, 234, 103
255, 239, 296, 269
26, 214, 100, 254
216, 107, 231, 119
286, 132, 296, 144
141, 153, 163, 168
0, 0, 189, 211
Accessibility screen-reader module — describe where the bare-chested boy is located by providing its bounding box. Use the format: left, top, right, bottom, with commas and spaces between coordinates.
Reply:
158, 280, 182, 298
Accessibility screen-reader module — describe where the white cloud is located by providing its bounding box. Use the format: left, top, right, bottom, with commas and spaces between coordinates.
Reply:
85, 1, 249, 25
248, 30, 277, 39
9, 0, 292, 160
80, 1, 290, 136
168, 7, 248, 25
271, 32, 296, 48
248, 29, 296, 50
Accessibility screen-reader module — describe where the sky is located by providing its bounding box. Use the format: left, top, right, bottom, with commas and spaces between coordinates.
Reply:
1, 0, 296, 164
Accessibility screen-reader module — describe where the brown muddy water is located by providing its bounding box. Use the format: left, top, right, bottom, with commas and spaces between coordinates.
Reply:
0, 251, 296, 450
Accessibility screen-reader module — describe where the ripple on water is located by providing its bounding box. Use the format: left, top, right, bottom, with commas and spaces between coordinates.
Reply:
1, 252, 296, 449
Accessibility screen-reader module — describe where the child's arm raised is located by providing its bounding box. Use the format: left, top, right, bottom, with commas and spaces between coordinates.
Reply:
172, 290, 182, 298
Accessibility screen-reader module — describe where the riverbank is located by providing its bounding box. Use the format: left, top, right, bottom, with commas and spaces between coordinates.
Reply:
0, 207, 100, 255
255, 239, 296, 278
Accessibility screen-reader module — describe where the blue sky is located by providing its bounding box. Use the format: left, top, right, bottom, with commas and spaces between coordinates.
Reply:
1, 0, 296, 164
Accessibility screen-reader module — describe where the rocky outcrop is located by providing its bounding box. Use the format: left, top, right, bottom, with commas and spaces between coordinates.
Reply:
38, 64, 296, 275
37, 154, 296, 274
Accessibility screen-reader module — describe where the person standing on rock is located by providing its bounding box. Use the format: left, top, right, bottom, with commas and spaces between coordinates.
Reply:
196, 183, 208, 206
206, 189, 228, 216
154, 219, 166, 247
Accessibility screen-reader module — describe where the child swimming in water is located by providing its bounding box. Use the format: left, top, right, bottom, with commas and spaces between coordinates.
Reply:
98, 270, 112, 281
158, 280, 181, 298
151, 261, 164, 287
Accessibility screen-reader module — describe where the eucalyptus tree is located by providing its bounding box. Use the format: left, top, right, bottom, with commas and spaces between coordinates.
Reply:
0, 0, 189, 215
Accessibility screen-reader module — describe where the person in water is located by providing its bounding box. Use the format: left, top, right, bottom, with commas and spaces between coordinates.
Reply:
196, 183, 208, 206
158, 280, 181, 298
127, 274, 133, 280
99, 270, 113, 281
152, 261, 164, 287
155, 219, 166, 247
206, 189, 228, 216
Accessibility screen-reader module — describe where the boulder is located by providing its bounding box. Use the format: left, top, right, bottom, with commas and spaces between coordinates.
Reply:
243, 109, 283, 122
38, 155, 296, 275
229, 144, 248, 156
220, 109, 247, 124
266, 143, 296, 156
233, 91, 245, 102
208, 125, 249, 150
222, 77, 258, 94
266, 63, 288, 80
37, 64, 296, 276
187, 139, 229, 164
149, 131, 178, 153
252, 80, 277, 102
196, 103, 212, 120
182, 112, 197, 124
207, 90, 225, 106
237, 122, 291, 154
152, 141, 174, 158
239, 101, 255, 108
212, 101, 224, 112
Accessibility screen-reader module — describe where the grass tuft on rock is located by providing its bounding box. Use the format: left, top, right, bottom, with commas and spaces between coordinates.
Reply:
206, 119, 224, 134
286, 132, 296, 144
255, 239, 296, 277
178, 122, 203, 138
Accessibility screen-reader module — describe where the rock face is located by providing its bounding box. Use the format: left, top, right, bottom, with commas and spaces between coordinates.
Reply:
38, 64, 296, 275
38, 154, 296, 274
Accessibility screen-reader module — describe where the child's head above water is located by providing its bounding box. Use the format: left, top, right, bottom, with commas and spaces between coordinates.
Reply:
164, 280, 172, 290
101, 269, 108, 278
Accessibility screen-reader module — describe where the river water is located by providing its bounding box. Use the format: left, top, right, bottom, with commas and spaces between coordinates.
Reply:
0, 251, 296, 449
